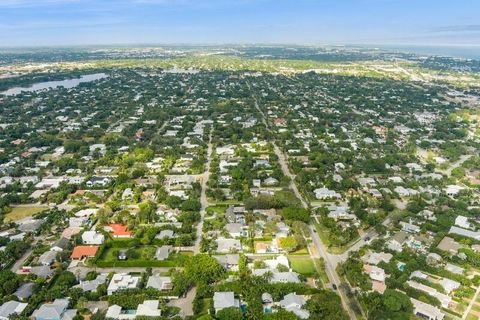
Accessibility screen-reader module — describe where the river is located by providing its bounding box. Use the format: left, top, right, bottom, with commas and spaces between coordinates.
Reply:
1, 72, 108, 96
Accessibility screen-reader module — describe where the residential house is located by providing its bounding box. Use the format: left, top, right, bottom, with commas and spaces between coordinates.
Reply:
0, 301, 28, 320
86, 176, 111, 188
156, 230, 175, 240
51, 237, 70, 252
449, 226, 480, 240
411, 298, 444, 320
213, 292, 239, 313
216, 238, 242, 253
437, 237, 461, 255
82, 231, 105, 245
313, 187, 341, 200
387, 231, 409, 252
155, 246, 173, 261
14, 282, 34, 301
70, 246, 98, 260
214, 254, 240, 271
38, 251, 57, 266
146, 275, 173, 291
32, 299, 76, 320
279, 293, 310, 319
455, 215, 472, 229
73, 274, 108, 292
107, 274, 140, 295
105, 224, 133, 238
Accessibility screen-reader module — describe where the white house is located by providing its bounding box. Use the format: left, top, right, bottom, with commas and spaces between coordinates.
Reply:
0, 301, 28, 320
454, 215, 472, 230
213, 292, 239, 313
107, 274, 140, 295
279, 293, 310, 319
411, 298, 444, 320
82, 231, 105, 245
313, 187, 341, 200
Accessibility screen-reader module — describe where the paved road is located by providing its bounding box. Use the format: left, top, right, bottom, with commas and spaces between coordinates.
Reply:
193, 130, 213, 254
438, 154, 472, 177
249, 82, 357, 319
168, 286, 196, 318
11, 248, 33, 272
462, 284, 480, 320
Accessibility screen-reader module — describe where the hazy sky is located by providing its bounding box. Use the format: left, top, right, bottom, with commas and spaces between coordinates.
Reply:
1, 0, 479, 47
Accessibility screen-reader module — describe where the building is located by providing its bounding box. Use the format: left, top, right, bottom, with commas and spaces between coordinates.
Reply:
0, 301, 28, 320
146, 275, 173, 291
213, 292, 239, 313
14, 282, 34, 301
38, 251, 57, 266
279, 293, 310, 319
105, 224, 133, 238
214, 254, 240, 270
216, 238, 242, 253
82, 231, 105, 245
73, 274, 108, 292
455, 215, 472, 229
387, 231, 409, 252
313, 187, 341, 200
70, 246, 99, 260
106, 300, 162, 320
107, 274, 140, 295
155, 246, 172, 261
436, 237, 461, 255
32, 299, 76, 320
136, 300, 162, 317
156, 229, 175, 240
51, 237, 70, 252
449, 226, 480, 240
86, 176, 111, 188
411, 298, 445, 320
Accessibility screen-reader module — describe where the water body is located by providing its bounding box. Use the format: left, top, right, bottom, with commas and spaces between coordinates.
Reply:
375, 45, 480, 60
1, 73, 108, 96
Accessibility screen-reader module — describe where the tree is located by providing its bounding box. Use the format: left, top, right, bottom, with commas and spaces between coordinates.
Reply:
281, 207, 310, 223
215, 307, 243, 320
184, 254, 225, 284
307, 290, 349, 320
279, 236, 298, 253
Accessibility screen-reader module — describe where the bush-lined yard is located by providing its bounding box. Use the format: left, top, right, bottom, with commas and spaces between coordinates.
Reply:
92, 242, 193, 267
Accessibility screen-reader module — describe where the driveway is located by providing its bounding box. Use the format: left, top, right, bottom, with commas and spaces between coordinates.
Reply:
168, 286, 196, 318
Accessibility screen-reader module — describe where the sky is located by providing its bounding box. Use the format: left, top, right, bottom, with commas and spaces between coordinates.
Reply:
0, 0, 479, 47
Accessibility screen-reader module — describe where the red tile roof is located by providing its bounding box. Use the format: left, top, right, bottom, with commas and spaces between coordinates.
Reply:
108, 224, 133, 237
70, 245, 98, 259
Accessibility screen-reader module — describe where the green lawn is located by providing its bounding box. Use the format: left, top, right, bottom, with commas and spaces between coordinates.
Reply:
288, 255, 317, 276
94, 245, 192, 267
314, 222, 359, 254
206, 205, 229, 217
5, 206, 48, 222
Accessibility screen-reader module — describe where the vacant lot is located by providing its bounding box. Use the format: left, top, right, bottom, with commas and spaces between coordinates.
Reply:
94, 244, 193, 267
288, 255, 317, 276
5, 206, 48, 222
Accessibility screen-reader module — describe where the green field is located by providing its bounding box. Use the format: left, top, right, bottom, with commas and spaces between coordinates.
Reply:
288, 255, 317, 276
5, 206, 48, 222
94, 245, 192, 267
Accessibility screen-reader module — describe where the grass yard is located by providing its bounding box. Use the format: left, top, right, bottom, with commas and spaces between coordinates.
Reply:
206, 205, 229, 216
288, 255, 317, 276
94, 245, 193, 267
314, 222, 359, 254
5, 206, 48, 222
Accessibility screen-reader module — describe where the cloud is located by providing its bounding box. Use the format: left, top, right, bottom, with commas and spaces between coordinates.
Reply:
429, 25, 480, 33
